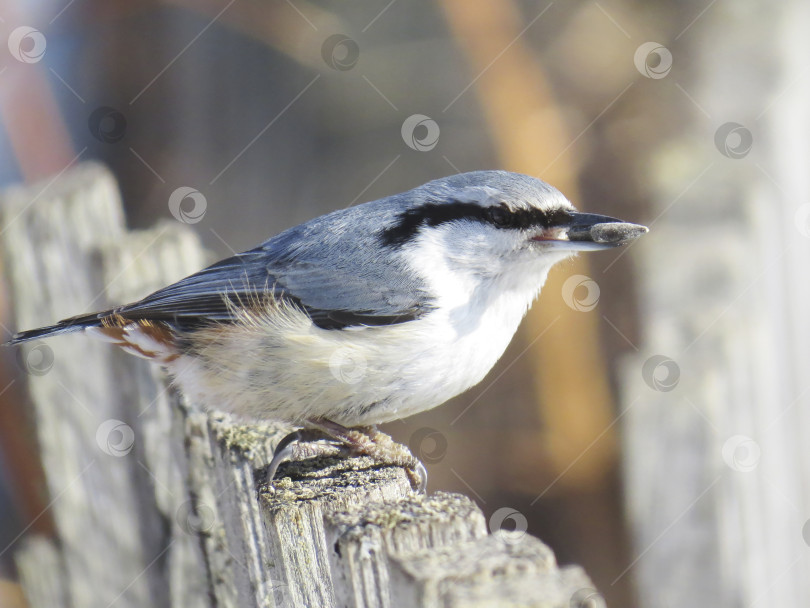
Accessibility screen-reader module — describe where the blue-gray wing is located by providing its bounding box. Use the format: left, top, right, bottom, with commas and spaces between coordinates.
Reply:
113, 204, 433, 330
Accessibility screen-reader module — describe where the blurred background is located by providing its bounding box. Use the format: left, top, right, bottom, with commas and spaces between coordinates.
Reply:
0, 0, 807, 606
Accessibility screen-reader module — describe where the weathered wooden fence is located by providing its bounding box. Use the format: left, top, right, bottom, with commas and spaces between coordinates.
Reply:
1, 163, 602, 607
617, 1, 810, 607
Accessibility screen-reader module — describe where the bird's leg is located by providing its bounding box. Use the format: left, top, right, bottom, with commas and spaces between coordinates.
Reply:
307, 418, 427, 493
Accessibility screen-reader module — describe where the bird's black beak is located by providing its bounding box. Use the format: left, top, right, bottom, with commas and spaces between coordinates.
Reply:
566, 212, 648, 249
532, 212, 648, 251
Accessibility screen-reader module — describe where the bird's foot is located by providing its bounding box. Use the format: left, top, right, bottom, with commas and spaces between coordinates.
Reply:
264, 419, 427, 493
309, 419, 427, 493
262, 428, 348, 487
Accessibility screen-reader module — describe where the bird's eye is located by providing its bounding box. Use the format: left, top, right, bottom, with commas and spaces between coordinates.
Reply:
487, 205, 511, 227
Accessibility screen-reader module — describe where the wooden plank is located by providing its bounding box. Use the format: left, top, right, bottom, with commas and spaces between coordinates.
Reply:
388, 532, 601, 608
2, 163, 175, 607
182, 412, 291, 607
325, 491, 487, 608
619, 3, 810, 607
260, 458, 411, 608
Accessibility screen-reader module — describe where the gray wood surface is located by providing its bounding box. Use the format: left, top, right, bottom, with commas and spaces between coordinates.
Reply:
325, 492, 487, 608
619, 2, 810, 606
3, 162, 185, 608
388, 532, 599, 608
3, 163, 600, 608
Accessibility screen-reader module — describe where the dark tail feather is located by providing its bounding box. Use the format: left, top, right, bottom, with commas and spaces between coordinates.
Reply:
5, 311, 110, 345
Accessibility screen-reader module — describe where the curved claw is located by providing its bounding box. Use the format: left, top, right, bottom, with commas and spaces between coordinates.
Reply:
262, 429, 303, 485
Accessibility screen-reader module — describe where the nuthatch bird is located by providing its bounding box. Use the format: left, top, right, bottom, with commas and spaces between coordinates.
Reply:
8, 171, 647, 490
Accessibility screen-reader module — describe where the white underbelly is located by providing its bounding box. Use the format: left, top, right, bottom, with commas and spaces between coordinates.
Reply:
166, 295, 529, 426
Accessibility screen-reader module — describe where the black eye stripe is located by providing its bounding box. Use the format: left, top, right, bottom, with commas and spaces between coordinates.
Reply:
380, 202, 485, 246
486, 205, 511, 227
489, 204, 572, 230
379, 201, 573, 246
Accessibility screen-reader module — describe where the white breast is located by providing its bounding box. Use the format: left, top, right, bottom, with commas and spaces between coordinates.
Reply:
373, 232, 553, 422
